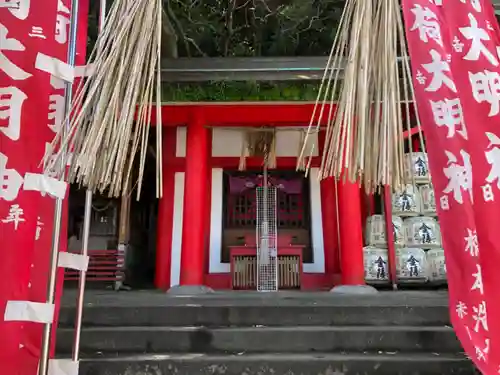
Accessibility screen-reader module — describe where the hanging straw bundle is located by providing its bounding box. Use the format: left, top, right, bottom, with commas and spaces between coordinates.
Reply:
239, 128, 277, 171
45, 0, 163, 199
299, 0, 425, 193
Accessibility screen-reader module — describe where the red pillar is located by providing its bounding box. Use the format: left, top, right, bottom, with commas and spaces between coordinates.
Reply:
179, 110, 208, 286
383, 185, 398, 288
155, 128, 176, 290
320, 177, 340, 283
412, 135, 421, 153
318, 130, 340, 284
204, 129, 213, 275
337, 178, 366, 285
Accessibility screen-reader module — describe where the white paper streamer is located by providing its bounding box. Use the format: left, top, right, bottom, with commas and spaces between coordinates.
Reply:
4, 301, 54, 323
35, 53, 75, 83
58, 252, 89, 271
74, 64, 95, 78
48, 359, 79, 375
23, 173, 67, 199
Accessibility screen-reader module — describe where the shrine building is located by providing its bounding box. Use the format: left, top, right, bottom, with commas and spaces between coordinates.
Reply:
65, 57, 443, 292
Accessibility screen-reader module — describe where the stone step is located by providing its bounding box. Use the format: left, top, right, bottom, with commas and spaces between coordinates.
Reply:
56, 326, 462, 355
59, 304, 450, 327
76, 353, 476, 375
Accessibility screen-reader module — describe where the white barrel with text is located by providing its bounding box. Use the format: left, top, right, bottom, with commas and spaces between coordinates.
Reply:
426, 248, 447, 283
365, 215, 405, 248
404, 152, 431, 183
363, 246, 390, 283
396, 247, 428, 283
404, 216, 442, 249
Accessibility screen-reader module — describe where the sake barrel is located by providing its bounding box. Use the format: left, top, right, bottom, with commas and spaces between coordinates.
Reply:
392, 184, 421, 217
404, 216, 442, 249
365, 215, 385, 247
404, 152, 431, 183
396, 247, 428, 282
426, 248, 447, 282
420, 184, 437, 216
392, 216, 405, 247
365, 215, 405, 247
363, 246, 389, 283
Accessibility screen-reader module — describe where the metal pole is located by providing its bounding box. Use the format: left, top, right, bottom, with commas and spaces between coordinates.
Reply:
115, 182, 132, 291
72, 189, 92, 361
38, 0, 80, 373
72, 0, 107, 362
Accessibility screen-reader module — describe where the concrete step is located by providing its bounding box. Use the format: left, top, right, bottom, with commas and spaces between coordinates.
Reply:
59, 304, 450, 327
56, 326, 462, 355
77, 353, 476, 375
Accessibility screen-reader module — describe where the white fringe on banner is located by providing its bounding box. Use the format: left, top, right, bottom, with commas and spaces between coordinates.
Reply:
35, 53, 75, 83
74, 64, 95, 78
50, 64, 93, 90
47, 359, 79, 375
23, 173, 67, 199
4, 301, 54, 323
58, 252, 89, 271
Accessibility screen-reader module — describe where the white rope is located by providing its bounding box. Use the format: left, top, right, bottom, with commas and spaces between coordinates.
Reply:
45, 0, 163, 199
298, 0, 423, 193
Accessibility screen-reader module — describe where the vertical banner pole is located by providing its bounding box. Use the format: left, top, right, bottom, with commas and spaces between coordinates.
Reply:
72, 189, 92, 361
115, 180, 132, 291
383, 185, 398, 290
72, 0, 107, 362
38, 0, 81, 373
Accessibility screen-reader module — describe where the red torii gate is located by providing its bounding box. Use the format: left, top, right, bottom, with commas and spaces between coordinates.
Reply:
152, 102, 422, 290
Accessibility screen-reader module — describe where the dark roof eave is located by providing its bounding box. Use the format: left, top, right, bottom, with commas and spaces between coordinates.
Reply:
160, 56, 409, 82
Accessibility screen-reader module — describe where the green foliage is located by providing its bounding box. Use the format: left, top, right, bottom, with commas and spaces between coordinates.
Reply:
162, 81, 323, 101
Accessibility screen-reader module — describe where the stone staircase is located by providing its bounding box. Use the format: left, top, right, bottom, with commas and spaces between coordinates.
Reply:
57, 291, 477, 375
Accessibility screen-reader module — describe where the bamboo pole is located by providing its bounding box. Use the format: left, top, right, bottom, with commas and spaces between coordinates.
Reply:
72, 1, 107, 365
299, 0, 423, 194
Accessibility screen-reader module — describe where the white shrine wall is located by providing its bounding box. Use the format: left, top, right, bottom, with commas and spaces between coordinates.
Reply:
169, 127, 324, 285
175, 127, 320, 158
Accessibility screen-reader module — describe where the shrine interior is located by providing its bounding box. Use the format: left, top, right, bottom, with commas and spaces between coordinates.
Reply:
66, 133, 159, 288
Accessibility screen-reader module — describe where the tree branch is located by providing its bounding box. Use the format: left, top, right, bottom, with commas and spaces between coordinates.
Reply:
224, 0, 237, 56
161, 7, 179, 58
165, 0, 192, 56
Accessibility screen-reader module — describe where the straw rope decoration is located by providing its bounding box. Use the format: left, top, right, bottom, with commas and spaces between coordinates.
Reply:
298, 0, 425, 193
239, 128, 277, 171
45, 0, 163, 199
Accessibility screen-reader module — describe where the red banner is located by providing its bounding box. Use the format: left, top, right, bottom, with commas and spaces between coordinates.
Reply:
0, 1, 60, 373
403, 0, 500, 373
28, 0, 89, 359
0, 0, 88, 374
